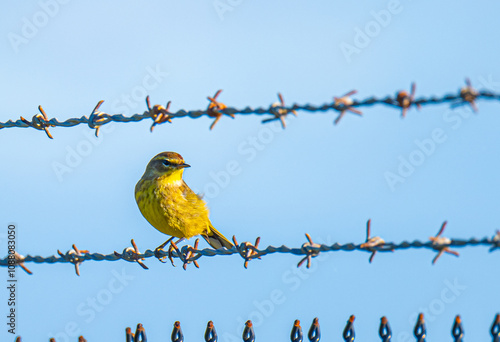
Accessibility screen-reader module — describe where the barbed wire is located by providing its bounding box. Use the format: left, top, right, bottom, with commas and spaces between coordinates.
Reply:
13, 313, 500, 342
1, 80, 499, 138
2, 221, 499, 275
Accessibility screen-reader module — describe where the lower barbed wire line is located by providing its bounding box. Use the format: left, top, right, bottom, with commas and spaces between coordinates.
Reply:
22, 313, 500, 342
0, 236, 498, 272
1, 82, 499, 135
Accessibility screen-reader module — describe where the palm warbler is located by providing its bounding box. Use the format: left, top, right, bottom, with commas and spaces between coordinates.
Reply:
135, 152, 233, 260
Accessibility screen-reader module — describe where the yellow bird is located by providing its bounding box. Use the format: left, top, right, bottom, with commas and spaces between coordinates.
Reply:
135, 152, 233, 262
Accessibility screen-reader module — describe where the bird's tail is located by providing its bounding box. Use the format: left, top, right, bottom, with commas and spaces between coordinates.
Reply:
203, 223, 234, 249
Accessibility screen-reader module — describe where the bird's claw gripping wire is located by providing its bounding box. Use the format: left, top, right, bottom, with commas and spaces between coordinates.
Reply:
146, 96, 173, 132
87, 100, 106, 137
396, 82, 421, 118
414, 313, 426, 342
207, 89, 234, 130
333, 90, 362, 125
233, 236, 261, 268
308, 318, 320, 342
153, 237, 184, 266
205, 321, 217, 342
11, 252, 32, 275
262, 93, 297, 129
429, 221, 459, 264
114, 239, 148, 270
242, 320, 255, 342
360, 219, 393, 263
58, 244, 89, 275
20, 105, 55, 139
343, 315, 355, 342
180, 239, 201, 270
297, 233, 321, 269
379, 317, 392, 342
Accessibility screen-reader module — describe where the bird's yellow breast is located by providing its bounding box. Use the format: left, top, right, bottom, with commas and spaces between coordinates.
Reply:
135, 178, 210, 239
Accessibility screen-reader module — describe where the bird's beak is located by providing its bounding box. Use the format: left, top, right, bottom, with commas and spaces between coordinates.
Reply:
178, 163, 190, 169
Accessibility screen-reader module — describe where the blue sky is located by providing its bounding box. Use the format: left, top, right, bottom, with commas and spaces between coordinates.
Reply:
1, 1, 499, 341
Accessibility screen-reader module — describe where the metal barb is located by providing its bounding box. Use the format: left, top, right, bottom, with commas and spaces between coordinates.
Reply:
20, 105, 55, 139
57, 244, 89, 276
207, 89, 233, 130
333, 90, 362, 125
429, 221, 459, 264
181, 239, 201, 270
308, 318, 320, 342
134, 323, 147, 342
456, 78, 479, 112
291, 320, 303, 342
343, 315, 355, 342
396, 83, 421, 118
360, 219, 392, 263
490, 230, 500, 252
12, 252, 32, 275
492, 314, 500, 342
243, 320, 255, 342
262, 93, 297, 129
414, 313, 426, 342
114, 239, 148, 270
232, 236, 261, 268
172, 321, 184, 342
126, 327, 135, 342
146, 96, 173, 132
379, 316, 391, 342
452, 315, 463, 342
87, 100, 105, 137
205, 321, 218, 342
297, 233, 321, 268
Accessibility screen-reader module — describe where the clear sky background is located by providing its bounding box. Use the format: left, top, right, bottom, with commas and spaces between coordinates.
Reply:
1, 1, 499, 341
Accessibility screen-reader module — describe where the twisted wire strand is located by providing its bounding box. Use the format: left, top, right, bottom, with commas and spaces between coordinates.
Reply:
2, 235, 498, 273
1, 85, 499, 135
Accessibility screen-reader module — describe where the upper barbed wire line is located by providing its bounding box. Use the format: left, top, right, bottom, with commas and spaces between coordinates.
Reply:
1, 81, 499, 135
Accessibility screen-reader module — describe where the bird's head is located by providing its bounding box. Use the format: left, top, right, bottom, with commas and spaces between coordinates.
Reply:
142, 152, 191, 182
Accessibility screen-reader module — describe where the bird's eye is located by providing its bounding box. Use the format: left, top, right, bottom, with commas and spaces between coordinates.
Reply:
163, 160, 172, 166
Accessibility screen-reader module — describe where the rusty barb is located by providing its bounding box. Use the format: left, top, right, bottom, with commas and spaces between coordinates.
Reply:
2, 221, 498, 274
297, 233, 322, 268
261, 93, 298, 129
233, 236, 261, 268
207, 89, 234, 130
333, 90, 362, 125
146, 95, 173, 132
360, 219, 394, 263
87, 100, 106, 137
395, 82, 421, 118
456, 78, 479, 112
5, 81, 500, 137
114, 239, 149, 270
19, 105, 55, 139
57, 244, 89, 276
11, 252, 32, 275
18, 313, 500, 342
429, 221, 459, 264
